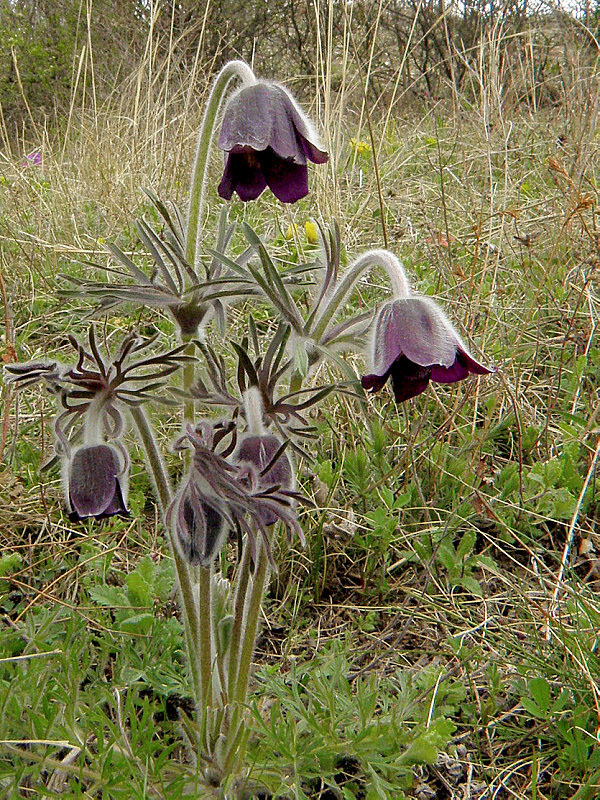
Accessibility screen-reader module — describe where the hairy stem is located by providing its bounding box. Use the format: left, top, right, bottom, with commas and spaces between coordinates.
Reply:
226, 541, 252, 704
234, 540, 269, 707
182, 337, 196, 425
311, 249, 410, 343
221, 533, 271, 776
198, 564, 214, 709
129, 406, 202, 707
185, 60, 256, 270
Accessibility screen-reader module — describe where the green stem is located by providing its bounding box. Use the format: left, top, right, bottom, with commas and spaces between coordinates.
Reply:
226, 541, 252, 704
198, 564, 214, 709
185, 60, 255, 269
129, 406, 202, 707
220, 533, 271, 776
234, 541, 269, 706
182, 336, 196, 425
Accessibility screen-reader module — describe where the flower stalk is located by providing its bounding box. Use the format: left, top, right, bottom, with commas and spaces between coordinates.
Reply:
129, 405, 203, 710
185, 60, 256, 269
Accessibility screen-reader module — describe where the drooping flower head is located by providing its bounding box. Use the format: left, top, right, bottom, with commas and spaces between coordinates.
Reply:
361, 296, 493, 402
218, 82, 328, 204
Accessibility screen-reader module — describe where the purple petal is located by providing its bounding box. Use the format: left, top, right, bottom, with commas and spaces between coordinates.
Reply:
430, 359, 470, 383
68, 444, 127, 519
219, 83, 276, 153
457, 348, 493, 376
218, 152, 267, 202
277, 84, 328, 163
99, 481, 128, 518
370, 298, 459, 376
431, 349, 493, 383
219, 83, 306, 164
299, 135, 328, 165
177, 487, 227, 566
234, 435, 294, 526
201, 500, 227, 563
261, 152, 309, 203
362, 357, 432, 402
361, 371, 390, 394
389, 358, 432, 401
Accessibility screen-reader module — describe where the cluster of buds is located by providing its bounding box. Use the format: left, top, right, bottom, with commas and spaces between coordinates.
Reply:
168, 399, 300, 569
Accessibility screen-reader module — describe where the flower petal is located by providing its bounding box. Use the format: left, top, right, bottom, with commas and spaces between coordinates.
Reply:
431, 348, 493, 383
176, 485, 228, 567
277, 85, 328, 164
218, 152, 267, 201
298, 136, 329, 165
261, 152, 309, 203
361, 371, 390, 394
389, 358, 432, 401
219, 83, 306, 164
371, 298, 459, 376
235, 435, 293, 489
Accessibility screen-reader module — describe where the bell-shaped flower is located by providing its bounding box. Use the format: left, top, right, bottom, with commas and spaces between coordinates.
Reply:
65, 443, 129, 521
361, 297, 493, 402
217, 82, 328, 204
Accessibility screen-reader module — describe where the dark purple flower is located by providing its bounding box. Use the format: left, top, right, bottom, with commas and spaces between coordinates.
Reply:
233, 434, 294, 525
66, 444, 129, 521
361, 298, 493, 402
218, 82, 328, 204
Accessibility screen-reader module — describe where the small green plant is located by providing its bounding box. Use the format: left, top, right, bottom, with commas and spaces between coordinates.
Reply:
247, 646, 459, 798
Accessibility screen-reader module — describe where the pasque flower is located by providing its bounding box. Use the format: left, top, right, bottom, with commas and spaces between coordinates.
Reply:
217, 82, 328, 203
169, 422, 302, 567
66, 443, 129, 521
4, 328, 191, 520
362, 296, 493, 402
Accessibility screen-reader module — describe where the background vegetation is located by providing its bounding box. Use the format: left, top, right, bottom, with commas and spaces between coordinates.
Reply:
0, 0, 599, 797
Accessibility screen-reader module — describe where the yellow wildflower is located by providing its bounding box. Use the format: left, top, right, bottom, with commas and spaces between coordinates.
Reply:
349, 137, 371, 156
305, 221, 319, 244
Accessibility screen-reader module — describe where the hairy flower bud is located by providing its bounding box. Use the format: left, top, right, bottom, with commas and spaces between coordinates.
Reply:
65, 444, 129, 521
233, 434, 295, 526
171, 481, 229, 567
